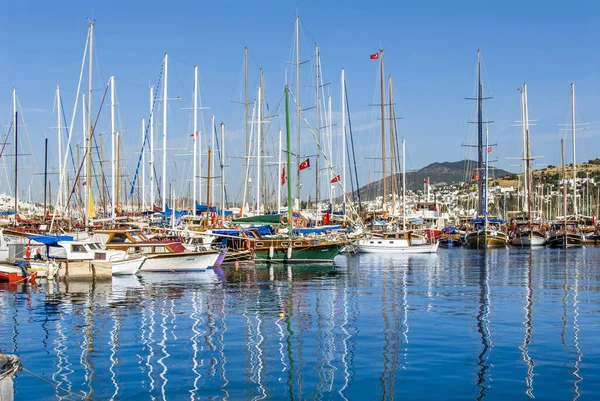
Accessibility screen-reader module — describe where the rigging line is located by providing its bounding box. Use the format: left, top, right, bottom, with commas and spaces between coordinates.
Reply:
65, 83, 109, 207
345, 82, 362, 211
0, 120, 13, 158
128, 63, 164, 201
60, 96, 79, 186
289, 90, 360, 224
16, 96, 44, 197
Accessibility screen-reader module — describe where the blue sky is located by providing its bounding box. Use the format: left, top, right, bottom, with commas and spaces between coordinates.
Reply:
1, 0, 599, 206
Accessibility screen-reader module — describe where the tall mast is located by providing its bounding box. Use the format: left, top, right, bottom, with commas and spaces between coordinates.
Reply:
244, 47, 250, 207
402, 138, 406, 231
315, 44, 321, 212
260, 68, 266, 210
380, 49, 386, 213
80, 93, 85, 209
277, 129, 282, 214
193, 65, 198, 215
341, 69, 347, 221
295, 16, 301, 208
388, 75, 396, 215
161, 53, 168, 212
520, 84, 527, 213
44, 138, 48, 219
12, 88, 18, 215
328, 94, 333, 208
256, 87, 262, 214
285, 86, 293, 237
110, 76, 116, 219
523, 83, 532, 220
86, 21, 94, 224
211, 115, 215, 209
562, 139, 567, 224
220, 122, 225, 222
476, 49, 484, 216
149, 85, 155, 210
56, 86, 63, 211
571, 82, 577, 216
141, 118, 146, 211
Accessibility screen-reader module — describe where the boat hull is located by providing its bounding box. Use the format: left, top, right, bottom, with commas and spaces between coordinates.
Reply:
547, 232, 584, 248
110, 257, 146, 275
510, 231, 547, 247
254, 243, 344, 263
0, 265, 37, 283
140, 251, 220, 272
355, 240, 439, 254
466, 230, 508, 249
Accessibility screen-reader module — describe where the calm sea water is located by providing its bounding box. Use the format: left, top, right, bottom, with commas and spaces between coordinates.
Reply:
1, 248, 600, 400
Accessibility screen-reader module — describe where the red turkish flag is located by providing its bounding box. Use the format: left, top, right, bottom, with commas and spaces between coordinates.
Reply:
299, 158, 310, 171
281, 166, 286, 186
370, 53, 379, 60
331, 174, 340, 183
488, 146, 492, 153
423, 178, 429, 184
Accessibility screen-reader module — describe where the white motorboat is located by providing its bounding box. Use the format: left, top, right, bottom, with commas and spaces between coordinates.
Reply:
141, 251, 220, 273
355, 232, 439, 254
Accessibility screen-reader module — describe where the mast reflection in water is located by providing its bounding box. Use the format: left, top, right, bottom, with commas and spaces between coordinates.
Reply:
1, 249, 600, 400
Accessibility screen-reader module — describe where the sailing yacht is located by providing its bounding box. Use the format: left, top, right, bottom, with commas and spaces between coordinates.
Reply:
510, 83, 546, 246
464, 50, 508, 249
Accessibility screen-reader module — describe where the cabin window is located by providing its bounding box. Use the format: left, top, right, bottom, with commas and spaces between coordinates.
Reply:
377, 241, 382, 244
109, 233, 129, 243
281, 242, 289, 247
94, 253, 106, 260
370, 241, 374, 244
140, 246, 153, 254
127, 247, 140, 255
389, 241, 394, 244
155, 246, 168, 253
256, 242, 264, 247
293, 242, 302, 246
71, 244, 86, 253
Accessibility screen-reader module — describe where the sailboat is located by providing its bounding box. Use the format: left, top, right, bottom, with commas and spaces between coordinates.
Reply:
243, 87, 346, 264
510, 83, 546, 246
464, 50, 508, 249
547, 138, 584, 248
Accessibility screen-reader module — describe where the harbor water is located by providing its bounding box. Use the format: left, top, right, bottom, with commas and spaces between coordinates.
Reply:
1, 248, 599, 400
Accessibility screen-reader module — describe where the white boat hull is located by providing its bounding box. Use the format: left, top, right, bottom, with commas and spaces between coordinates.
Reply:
355, 239, 439, 254
111, 257, 146, 275
140, 252, 220, 273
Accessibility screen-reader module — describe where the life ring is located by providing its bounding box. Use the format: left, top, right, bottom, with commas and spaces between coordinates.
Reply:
216, 217, 223, 227
298, 219, 307, 228
280, 215, 290, 225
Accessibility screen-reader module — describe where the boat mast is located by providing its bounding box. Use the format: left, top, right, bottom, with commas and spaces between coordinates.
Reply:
86, 21, 94, 225
380, 49, 386, 214
141, 117, 145, 211
110, 76, 116, 219
256, 87, 262, 214
520, 85, 527, 214
149, 85, 155, 210
161, 53, 168, 212
476, 49, 484, 217
193, 65, 198, 215
13, 88, 18, 216
44, 137, 48, 219
220, 122, 225, 222
388, 75, 396, 215
277, 129, 282, 214
523, 83, 532, 221
56, 86, 63, 212
328, 94, 333, 208
315, 44, 321, 213
244, 47, 249, 209
484, 127, 490, 228
402, 138, 406, 231
211, 114, 215, 210
562, 139, 567, 226
285, 86, 293, 237
341, 69, 347, 222
571, 82, 577, 216
296, 16, 301, 209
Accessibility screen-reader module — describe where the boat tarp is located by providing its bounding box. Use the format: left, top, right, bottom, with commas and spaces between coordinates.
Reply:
28, 235, 74, 246
292, 225, 342, 235
195, 202, 234, 216
232, 214, 283, 225
472, 218, 505, 224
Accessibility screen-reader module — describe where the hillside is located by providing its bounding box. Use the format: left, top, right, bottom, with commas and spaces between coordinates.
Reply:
351, 160, 511, 202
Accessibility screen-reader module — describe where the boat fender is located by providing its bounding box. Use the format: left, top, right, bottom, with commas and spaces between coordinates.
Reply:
280, 215, 290, 225
269, 245, 274, 258
287, 246, 292, 259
